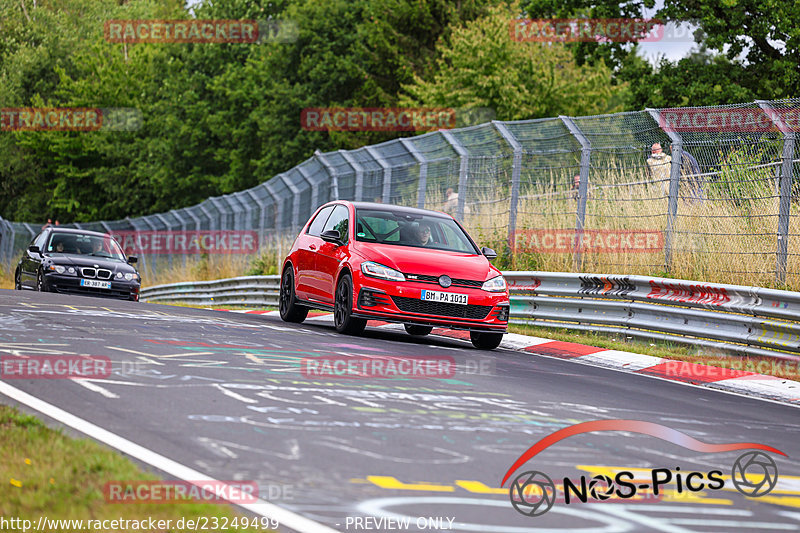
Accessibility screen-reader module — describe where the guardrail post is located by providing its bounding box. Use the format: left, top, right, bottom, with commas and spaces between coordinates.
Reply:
647, 108, 682, 274
339, 150, 364, 201
440, 131, 469, 221
314, 151, 339, 201
494, 121, 523, 257
365, 146, 393, 204
757, 100, 795, 285
560, 116, 592, 270
400, 139, 428, 208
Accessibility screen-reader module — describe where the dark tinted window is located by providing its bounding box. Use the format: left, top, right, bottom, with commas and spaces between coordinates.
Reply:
307, 206, 334, 236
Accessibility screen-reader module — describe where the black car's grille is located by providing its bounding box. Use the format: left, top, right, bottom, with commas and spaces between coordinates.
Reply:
404, 273, 484, 288
81, 267, 112, 279
391, 296, 492, 319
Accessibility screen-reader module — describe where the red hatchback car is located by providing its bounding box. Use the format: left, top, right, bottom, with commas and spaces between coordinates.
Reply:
280, 201, 509, 349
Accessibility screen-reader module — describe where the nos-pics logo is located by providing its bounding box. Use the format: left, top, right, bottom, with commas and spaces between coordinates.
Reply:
501, 420, 785, 517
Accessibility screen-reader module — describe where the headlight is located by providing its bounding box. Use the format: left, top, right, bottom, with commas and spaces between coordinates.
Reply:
116, 272, 123, 279
481, 275, 507, 292
49, 265, 66, 274
67, 267, 75, 274
361, 261, 405, 282
124, 273, 135, 281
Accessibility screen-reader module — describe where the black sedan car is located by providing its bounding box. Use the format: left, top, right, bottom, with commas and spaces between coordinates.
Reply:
14, 228, 141, 301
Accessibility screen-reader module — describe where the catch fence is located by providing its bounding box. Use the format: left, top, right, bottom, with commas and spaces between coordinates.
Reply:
2, 98, 798, 289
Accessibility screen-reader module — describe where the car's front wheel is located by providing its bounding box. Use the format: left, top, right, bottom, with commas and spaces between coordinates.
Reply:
36, 269, 48, 292
334, 273, 366, 335
14, 268, 22, 290
404, 324, 433, 336
279, 268, 308, 323
470, 331, 503, 350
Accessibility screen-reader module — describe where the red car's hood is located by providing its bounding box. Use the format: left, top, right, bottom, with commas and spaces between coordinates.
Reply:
356, 243, 497, 281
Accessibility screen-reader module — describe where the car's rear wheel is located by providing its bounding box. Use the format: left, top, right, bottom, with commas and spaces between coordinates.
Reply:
279, 268, 308, 323
470, 331, 503, 350
404, 324, 433, 336
14, 268, 22, 290
334, 273, 366, 335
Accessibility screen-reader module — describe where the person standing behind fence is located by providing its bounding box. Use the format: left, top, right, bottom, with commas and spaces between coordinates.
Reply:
443, 188, 458, 214
646, 143, 672, 196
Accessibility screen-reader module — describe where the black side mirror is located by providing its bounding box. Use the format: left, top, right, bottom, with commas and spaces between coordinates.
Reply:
320, 230, 343, 245
127, 256, 138, 264
481, 247, 497, 260
28, 245, 41, 255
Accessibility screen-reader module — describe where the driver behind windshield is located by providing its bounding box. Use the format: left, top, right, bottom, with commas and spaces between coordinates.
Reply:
416, 222, 432, 246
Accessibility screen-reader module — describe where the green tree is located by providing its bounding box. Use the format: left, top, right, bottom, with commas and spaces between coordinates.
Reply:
400, 2, 627, 120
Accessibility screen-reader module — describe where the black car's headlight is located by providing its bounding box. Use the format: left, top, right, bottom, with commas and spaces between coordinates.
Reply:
116, 272, 139, 281
481, 275, 507, 292
361, 261, 405, 282
48, 265, 76, 275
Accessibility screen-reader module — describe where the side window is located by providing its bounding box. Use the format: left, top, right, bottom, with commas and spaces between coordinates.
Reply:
33, 232, 47, 249
440, 224, 473, 253
322, 205, 350, 243
307, 206, 334, 236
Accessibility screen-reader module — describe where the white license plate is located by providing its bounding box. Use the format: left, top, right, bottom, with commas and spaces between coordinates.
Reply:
80, 279, 111, 289
421, 290, 468, 305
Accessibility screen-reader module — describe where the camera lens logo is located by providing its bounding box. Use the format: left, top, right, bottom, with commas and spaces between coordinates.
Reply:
509, 471, 556, 517
732, 451, 778, 497
587, 475, 615, 501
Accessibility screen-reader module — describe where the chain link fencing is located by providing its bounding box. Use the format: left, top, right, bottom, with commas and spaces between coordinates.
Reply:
2, 99, 798, 289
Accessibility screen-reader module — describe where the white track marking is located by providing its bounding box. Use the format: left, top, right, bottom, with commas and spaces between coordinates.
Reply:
70, 378, 119, 399
0, 381, 340, 533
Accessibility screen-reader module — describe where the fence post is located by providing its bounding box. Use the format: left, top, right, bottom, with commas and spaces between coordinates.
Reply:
647, 108, 682, 273
314, 151, 339, 201
277, 173, 301, 229
493, 121, 522, 256
400, 139, 427, 208
757, 100, 795, 285
243, 189, 268, 252
264, 181, 284, 230
154, 213, 174, 269
339, 150, 364, 201
440, 131, 469, 221
365, 146, 393, 204
560, 116, 592, 270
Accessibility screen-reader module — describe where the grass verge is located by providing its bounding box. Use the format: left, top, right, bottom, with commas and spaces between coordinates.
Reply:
0, 405, 271, 532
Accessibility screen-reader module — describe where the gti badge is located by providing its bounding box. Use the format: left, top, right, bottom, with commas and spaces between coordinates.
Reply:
438, 275, 452, 288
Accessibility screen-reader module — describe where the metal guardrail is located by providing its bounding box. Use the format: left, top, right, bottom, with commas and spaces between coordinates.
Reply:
142, 276, 280, 307
141, 271, 800, 359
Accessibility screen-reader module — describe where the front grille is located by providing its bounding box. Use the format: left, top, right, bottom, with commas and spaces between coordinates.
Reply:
81, 267, 96, 278
404, 273, 484, 288
97, 269, 112, 280
391, 296, 492, 320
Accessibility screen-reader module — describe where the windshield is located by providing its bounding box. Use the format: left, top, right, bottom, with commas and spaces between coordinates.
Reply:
46, 233, 127, 261
355, 208, 479, 254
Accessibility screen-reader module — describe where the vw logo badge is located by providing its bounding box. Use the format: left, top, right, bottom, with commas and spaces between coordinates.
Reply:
438, 275, 452, 288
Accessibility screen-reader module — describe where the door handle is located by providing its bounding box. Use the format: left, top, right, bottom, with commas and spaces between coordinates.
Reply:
309, 244, 316, 250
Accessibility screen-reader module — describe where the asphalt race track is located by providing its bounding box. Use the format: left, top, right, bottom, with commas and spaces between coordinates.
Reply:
1, 289, 799, 532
